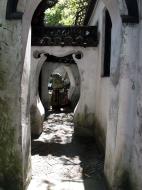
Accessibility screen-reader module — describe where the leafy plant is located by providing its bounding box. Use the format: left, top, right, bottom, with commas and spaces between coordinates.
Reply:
44, 0, 79, 26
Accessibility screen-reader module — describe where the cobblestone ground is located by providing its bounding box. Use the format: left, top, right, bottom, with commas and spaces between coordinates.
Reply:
28, 112, 107, 190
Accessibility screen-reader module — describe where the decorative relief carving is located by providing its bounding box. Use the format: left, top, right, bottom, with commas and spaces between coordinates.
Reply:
32, 26, 98, 47
33, 50, 81, 64
75, 0, 97, 26
75, 0, 91, 25
33, 49, 84, 65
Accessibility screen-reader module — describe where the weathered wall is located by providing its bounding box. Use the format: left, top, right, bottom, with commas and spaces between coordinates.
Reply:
0, 0, 43, 188
21, 27, 32, 188
64, 65, 80, 108
130, 2, 142, 189
1, 0, 142, 190
88, 2, 111, 149
111, 23, 139, 190
89, 1, 142, 190
30, 51, 46, 136
31, 47, 81, 113
73, 48, 98, 137
29, 2, 142, 190
0, 0, 122, 188
0, 0, 23, 189
31, 47, 98, 138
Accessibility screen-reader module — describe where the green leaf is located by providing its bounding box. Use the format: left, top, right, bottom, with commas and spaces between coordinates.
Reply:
44, 0, 79, 26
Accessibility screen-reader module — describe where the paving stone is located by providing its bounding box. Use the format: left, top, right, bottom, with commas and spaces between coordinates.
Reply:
28, 112, 107, 190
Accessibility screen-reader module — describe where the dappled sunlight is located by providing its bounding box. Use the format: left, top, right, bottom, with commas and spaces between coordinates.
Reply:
29, 113, 106, 190
37, 113, 74, 144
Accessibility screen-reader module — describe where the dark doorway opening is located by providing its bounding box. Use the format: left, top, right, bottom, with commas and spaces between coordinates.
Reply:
122, 0, 139, 23
38, 54, 81, 115
102, 10, 112, 77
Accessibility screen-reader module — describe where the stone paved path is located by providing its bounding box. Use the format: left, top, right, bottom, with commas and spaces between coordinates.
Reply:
28, 112, 107, 190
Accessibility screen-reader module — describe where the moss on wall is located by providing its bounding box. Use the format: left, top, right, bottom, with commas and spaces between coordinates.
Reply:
119, 171, 133, 190
74, 105, 106, 153
0, 68, 7, 90
113, 170, 135, 190
74, 111, 95, 137
93, 116, 106, 152
0, 98, 22, 190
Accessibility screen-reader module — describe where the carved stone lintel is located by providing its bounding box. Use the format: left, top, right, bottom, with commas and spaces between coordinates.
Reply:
33, 50, 82, 64
32, 26, 98, 47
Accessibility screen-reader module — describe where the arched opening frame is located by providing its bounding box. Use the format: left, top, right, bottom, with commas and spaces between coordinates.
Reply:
39, 60, 80, 112
4, 0, 139, 189
31, 47, 81, 115
20, 0, 123, 188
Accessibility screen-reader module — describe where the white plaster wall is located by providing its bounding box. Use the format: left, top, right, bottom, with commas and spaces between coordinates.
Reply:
88, 2, 111, 147
0, 0, 24, 189
31, 47, 97, 136
30, 51, 46, 136
21, 28, 32, 187
30, 52, 47, 105
1, 0, 141, 189
17, 1, 123, 188
73, 48, 98, 137
30, 2, 142, 190
111, 23, 139, 188
31, 47, 82, 110
130, 4, 142, 189
88, 1, 138, 188
89, 1, 142, 190
64, 65, 80, 106
21, 8, 122, 190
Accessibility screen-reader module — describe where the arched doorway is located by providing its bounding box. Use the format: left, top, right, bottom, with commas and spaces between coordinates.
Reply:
0, 0, 140, 189
2, 0, 122, 189
30, 50, 81, 138
39, 56, 81, 112
21, 0, 140, 188
28, 1, 112, 189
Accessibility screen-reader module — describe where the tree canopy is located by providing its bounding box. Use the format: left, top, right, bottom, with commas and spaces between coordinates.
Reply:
44, 0, 79, 26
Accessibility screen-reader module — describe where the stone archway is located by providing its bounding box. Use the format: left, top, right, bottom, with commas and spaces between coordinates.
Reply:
1, 0, 140, 189
2, 0, 123, 189
39, 59, 80, 111
30, 48, 81, 137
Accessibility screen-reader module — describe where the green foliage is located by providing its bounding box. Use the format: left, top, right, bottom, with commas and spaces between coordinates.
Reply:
44, 0, 79, 26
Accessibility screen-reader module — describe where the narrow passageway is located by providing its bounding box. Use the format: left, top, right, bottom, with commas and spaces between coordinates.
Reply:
28, 111, 107, 190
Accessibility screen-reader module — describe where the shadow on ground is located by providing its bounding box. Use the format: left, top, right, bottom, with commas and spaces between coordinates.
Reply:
29, 112, 107, 190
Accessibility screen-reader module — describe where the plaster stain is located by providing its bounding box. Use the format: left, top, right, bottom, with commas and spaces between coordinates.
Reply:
0, 98, 22, 190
